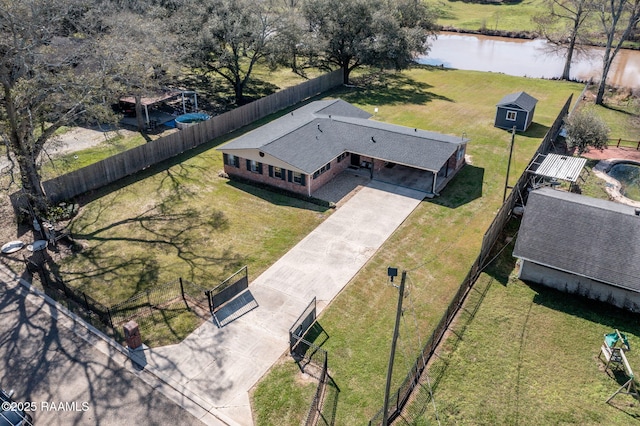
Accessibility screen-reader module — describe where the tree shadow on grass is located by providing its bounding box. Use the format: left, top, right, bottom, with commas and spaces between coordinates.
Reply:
60, 193, 243, 301
328, 70, 454, 107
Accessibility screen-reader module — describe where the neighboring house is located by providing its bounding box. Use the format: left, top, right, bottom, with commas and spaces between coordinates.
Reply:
513, 187, 640, 312
217, 99, 468, 198
494, 91, 538, 132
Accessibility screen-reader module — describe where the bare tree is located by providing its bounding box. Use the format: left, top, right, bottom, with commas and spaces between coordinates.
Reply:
595, 0, 640, 105
533, 0, 592, 80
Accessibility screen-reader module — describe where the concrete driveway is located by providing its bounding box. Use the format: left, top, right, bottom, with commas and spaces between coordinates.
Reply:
143, 180, 425, 425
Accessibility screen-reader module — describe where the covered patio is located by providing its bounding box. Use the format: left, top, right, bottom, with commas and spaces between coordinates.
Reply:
526, 153, 587, 192
118, 90, 199, 129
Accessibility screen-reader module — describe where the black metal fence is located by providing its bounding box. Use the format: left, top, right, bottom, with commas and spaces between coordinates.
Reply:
290, 297, 317, 353
205, 266, 248, 313
299, 339, 330, 426
368, 94, 575, 425
30, 252, 210, 334
28, 253, 114, 327
109, 277, 209, 327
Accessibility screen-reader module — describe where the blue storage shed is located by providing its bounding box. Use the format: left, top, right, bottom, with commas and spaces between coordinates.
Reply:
494, 91, 538, 132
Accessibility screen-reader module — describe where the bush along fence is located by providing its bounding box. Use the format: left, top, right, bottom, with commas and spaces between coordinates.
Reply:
35, 70, 343, 205
368, 94, 574, 425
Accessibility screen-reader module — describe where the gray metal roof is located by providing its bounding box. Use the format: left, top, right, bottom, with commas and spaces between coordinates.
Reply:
513, 187, 640, 292
529, 153, 587, 183
219, 99, 468, 174
497, 91, 538, 111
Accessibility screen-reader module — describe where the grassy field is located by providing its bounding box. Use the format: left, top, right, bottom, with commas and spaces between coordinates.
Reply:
404, 234, 640, 425
59, 133, 330, 303
251, 68, 584, 425
396, 88, 640, 424
430, 0, 547, 32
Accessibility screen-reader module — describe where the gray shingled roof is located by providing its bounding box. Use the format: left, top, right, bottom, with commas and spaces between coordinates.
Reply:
497, 91, 538, 111
513, 187, 640, 292
218, 99, 468, 174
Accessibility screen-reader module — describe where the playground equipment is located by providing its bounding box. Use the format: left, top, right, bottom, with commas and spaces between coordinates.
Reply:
599, 329, 639, 403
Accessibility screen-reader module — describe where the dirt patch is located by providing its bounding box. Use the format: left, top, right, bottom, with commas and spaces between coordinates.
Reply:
579, 147, 640, 162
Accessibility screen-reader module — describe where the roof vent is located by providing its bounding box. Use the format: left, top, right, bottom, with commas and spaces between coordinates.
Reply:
635, 209, 640, 216
371, 136, 376, 143
317, 123, 322, 132
414, 128, 417, 132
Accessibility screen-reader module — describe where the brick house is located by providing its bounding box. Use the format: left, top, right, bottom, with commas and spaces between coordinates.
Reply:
217, 99, 468, 198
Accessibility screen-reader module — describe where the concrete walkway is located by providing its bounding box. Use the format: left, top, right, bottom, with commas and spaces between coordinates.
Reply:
144, 180, 425, 425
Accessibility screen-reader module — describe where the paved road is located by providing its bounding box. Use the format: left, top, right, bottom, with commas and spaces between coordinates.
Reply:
0, 268, 205, 426
146, 180, 425, 425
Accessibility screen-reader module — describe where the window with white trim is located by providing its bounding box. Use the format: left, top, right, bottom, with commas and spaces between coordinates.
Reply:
249, 160, 260, 173
225, 154, 239, 167
274, 166, 283, 179
506, 111, 517, 121
293, 171, 303, 184
313, 162, 332, 179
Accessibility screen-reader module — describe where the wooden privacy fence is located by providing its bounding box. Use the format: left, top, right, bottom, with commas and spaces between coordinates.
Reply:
368, 94, 575, 425
41, 70, 344, 204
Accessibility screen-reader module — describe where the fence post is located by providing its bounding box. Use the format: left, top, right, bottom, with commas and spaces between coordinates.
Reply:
618, 138, 621, 148
147, 289, 153, 317
637, 140, 640, 150
205, 290, 213, 314
107, 307, 114, 329
179, 277, 189, 310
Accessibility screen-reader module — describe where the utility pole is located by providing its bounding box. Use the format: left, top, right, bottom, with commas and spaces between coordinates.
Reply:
503, 126, 516, 202
382, 270, 406, 426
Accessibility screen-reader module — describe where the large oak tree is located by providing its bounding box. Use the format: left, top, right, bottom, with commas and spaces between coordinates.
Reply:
183, 0, 276, 105
0, 0, 172, 212
0, 0, 114, 212
302, 0, 438, 84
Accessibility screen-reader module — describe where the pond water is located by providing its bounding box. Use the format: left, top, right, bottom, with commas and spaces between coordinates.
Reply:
608, 162, 640, 201
419, 33, 640, 88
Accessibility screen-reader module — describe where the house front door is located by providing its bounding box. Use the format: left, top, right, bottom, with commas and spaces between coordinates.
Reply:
351, 154, 360, 167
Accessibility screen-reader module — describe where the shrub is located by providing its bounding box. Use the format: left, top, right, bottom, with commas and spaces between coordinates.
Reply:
565, 109, 610, 154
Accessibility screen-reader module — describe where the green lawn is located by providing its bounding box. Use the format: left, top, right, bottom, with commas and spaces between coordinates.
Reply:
405, 237, 640, 425
430, 0, 547, 32
60, 138, 330, 304
398, 88, 640, 425
251, 67, 584, 425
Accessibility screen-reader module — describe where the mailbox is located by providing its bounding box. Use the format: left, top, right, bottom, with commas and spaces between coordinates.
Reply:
123, 320, 142, 349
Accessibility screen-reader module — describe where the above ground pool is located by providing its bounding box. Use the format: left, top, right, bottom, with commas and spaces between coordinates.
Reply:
175, 112, 210, 129
607, 161, 640, 202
